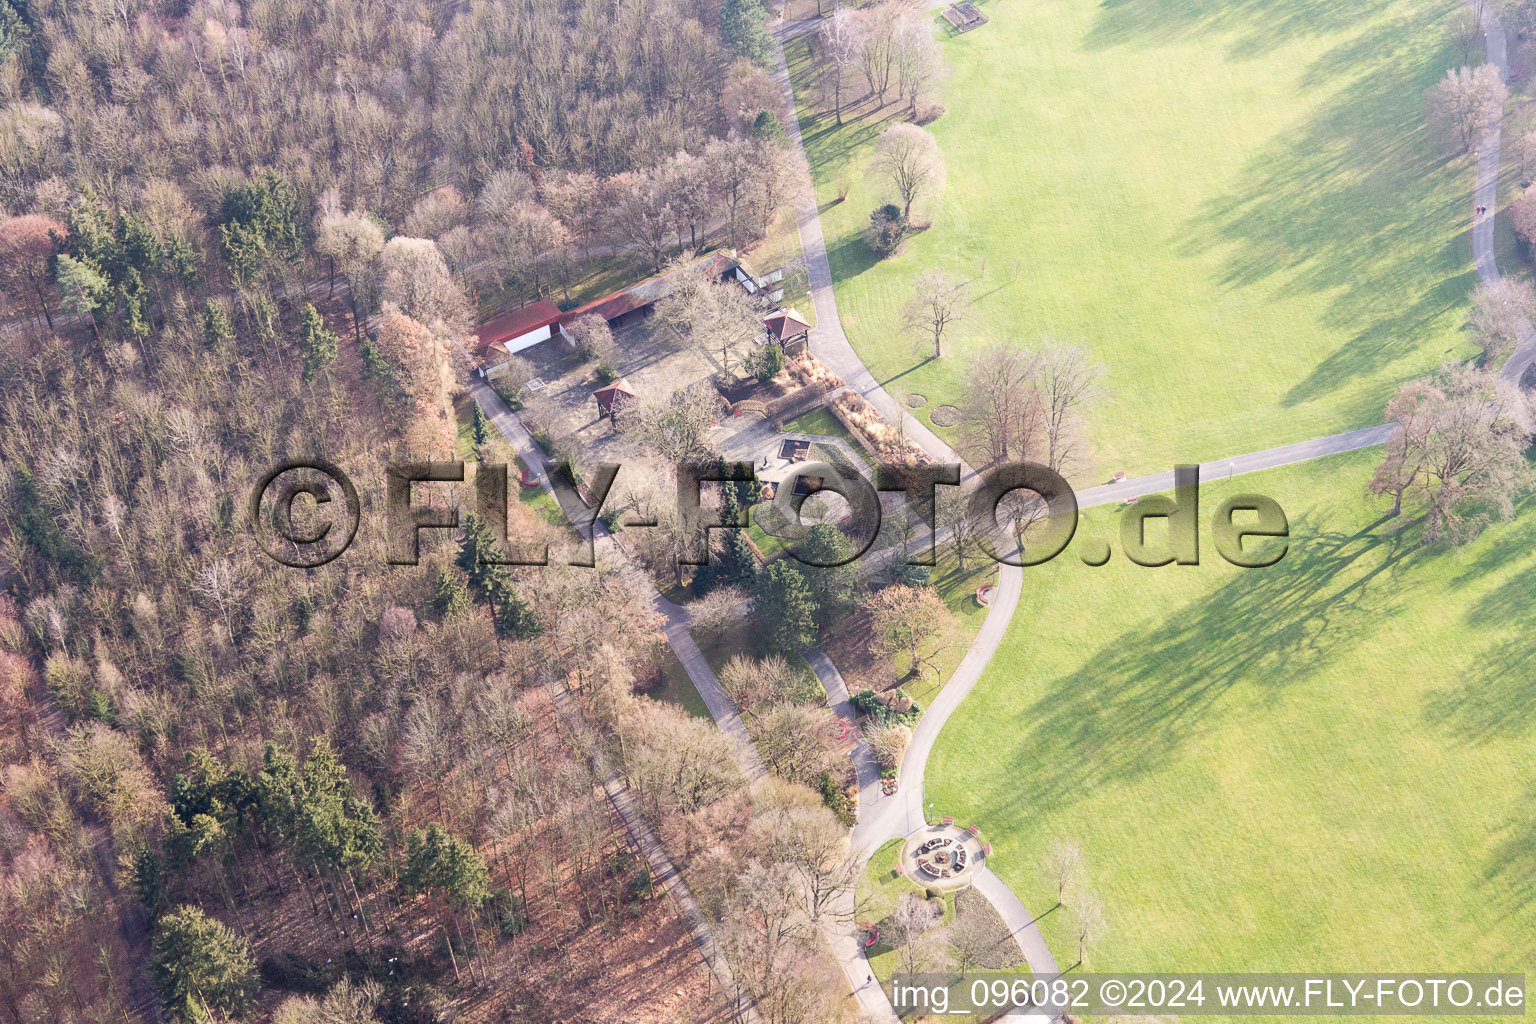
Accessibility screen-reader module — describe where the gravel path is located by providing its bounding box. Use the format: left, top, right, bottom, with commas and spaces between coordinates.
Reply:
544, 677, 761, 1023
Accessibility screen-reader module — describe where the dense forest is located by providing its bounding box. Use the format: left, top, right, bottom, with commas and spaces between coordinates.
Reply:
0, 0, 858, 1020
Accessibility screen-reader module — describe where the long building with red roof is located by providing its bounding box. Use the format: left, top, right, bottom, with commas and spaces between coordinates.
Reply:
475, 251, 754, 375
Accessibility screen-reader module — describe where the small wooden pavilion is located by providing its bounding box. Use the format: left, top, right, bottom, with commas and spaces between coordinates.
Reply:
592, 378, 637, 418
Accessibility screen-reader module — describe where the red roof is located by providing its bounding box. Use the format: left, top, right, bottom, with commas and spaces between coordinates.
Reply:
473, 299, 563, 354
561, 289, 648, 327
558, 252, 743, 329
763, 307, 811, 341
592, 378, 638, 414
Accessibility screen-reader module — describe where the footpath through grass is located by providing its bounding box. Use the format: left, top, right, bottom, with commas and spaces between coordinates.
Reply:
788, 0, 1479, 477
929, 450, 1536, 1007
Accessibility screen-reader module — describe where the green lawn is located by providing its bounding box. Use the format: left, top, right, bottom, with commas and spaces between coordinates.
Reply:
745, 507, 795, 563
928, 450, 1536, 1007
783, 406, 852, 440
510, 453, 568, 528
859, 838, 917, 923
650, 647, 712, 720
788, 0, 1480, 479
859, 839, 1030, 1022
858, 838, 957, 977
453, 396, 480, 460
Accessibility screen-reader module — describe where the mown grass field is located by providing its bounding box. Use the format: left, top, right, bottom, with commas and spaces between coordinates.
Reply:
927, 450, 1536, 1001
788, 0, 1480, 478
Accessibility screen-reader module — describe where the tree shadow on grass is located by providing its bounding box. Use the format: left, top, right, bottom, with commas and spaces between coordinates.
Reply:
992, 512, 1422, 816
1418, 506, 1536, 741
1172, 12, 1475, 408
1442, 498, 1536, 592
1084, 0, 1401, 61
1421, 634, 1536, 742
878, 358, 936, 391
797, 105, 906, 181
1483, 782, 1536, 916
824, 230, 888, 287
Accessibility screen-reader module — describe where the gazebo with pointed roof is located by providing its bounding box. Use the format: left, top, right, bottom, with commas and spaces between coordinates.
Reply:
763, 307, 811, 349
592, 378, 637, 418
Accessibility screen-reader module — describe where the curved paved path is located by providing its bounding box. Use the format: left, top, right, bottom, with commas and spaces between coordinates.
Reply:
1474, 3, 1536, 383
767, 17, 979, 484
764, 0, 1533, 1015
474, 2, 1520, 1016
765, 19, 1053, 1010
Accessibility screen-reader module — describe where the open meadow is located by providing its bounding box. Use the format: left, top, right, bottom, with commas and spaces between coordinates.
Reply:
789, 0, 1481, 478
928, 450, 1536, 989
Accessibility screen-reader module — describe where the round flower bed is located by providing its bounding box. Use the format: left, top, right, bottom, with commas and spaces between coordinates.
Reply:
930, 404, 962, 427
819, 717, 853, 744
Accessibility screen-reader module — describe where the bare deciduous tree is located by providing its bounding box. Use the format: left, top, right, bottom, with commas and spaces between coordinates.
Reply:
869, 121, 946, 221
617, 699, 746, 816
1511, 184, 1536, 252
819, 8, 868, 125
901, 269, 970, 359
313, 204, 385, 334
487, 200, 570, 299
661, 149, 717, 251
375, 236, 471, 338
1444, 5, 1484, 66
193, 559, 239, 643
718, 873, 845, 1024
688, 585, 749, 640
753, 704, 830, 785
564, 313, 615, 362
853, 2, 901, 106
0, 215, 65, 333
894, 12, 944, 113
1043, 838, 1084, 907
704, 135, 796, 248
890, 891, 947, 976
867, 583, 960, 681
938, 486, 984, 571
543, 170, 607, 258
1425, 64, 1506, 154
373, 311, 462, 447
616, 382, 721, 460
1037, 340, 1104, 477
1466, 276, 1536, 366
1073, 892, 1105, 967
958, 340, 1102, 474
655, 262, 763, 373
718, 654, 807, 714
1370, 363, 1532, 544
721, 57, 783, 133
609, 170, 677, 273
403, 186, 470, 240
773, 805, 859, 923
946, 904, 1012, 977
960, 342, 1044, 465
